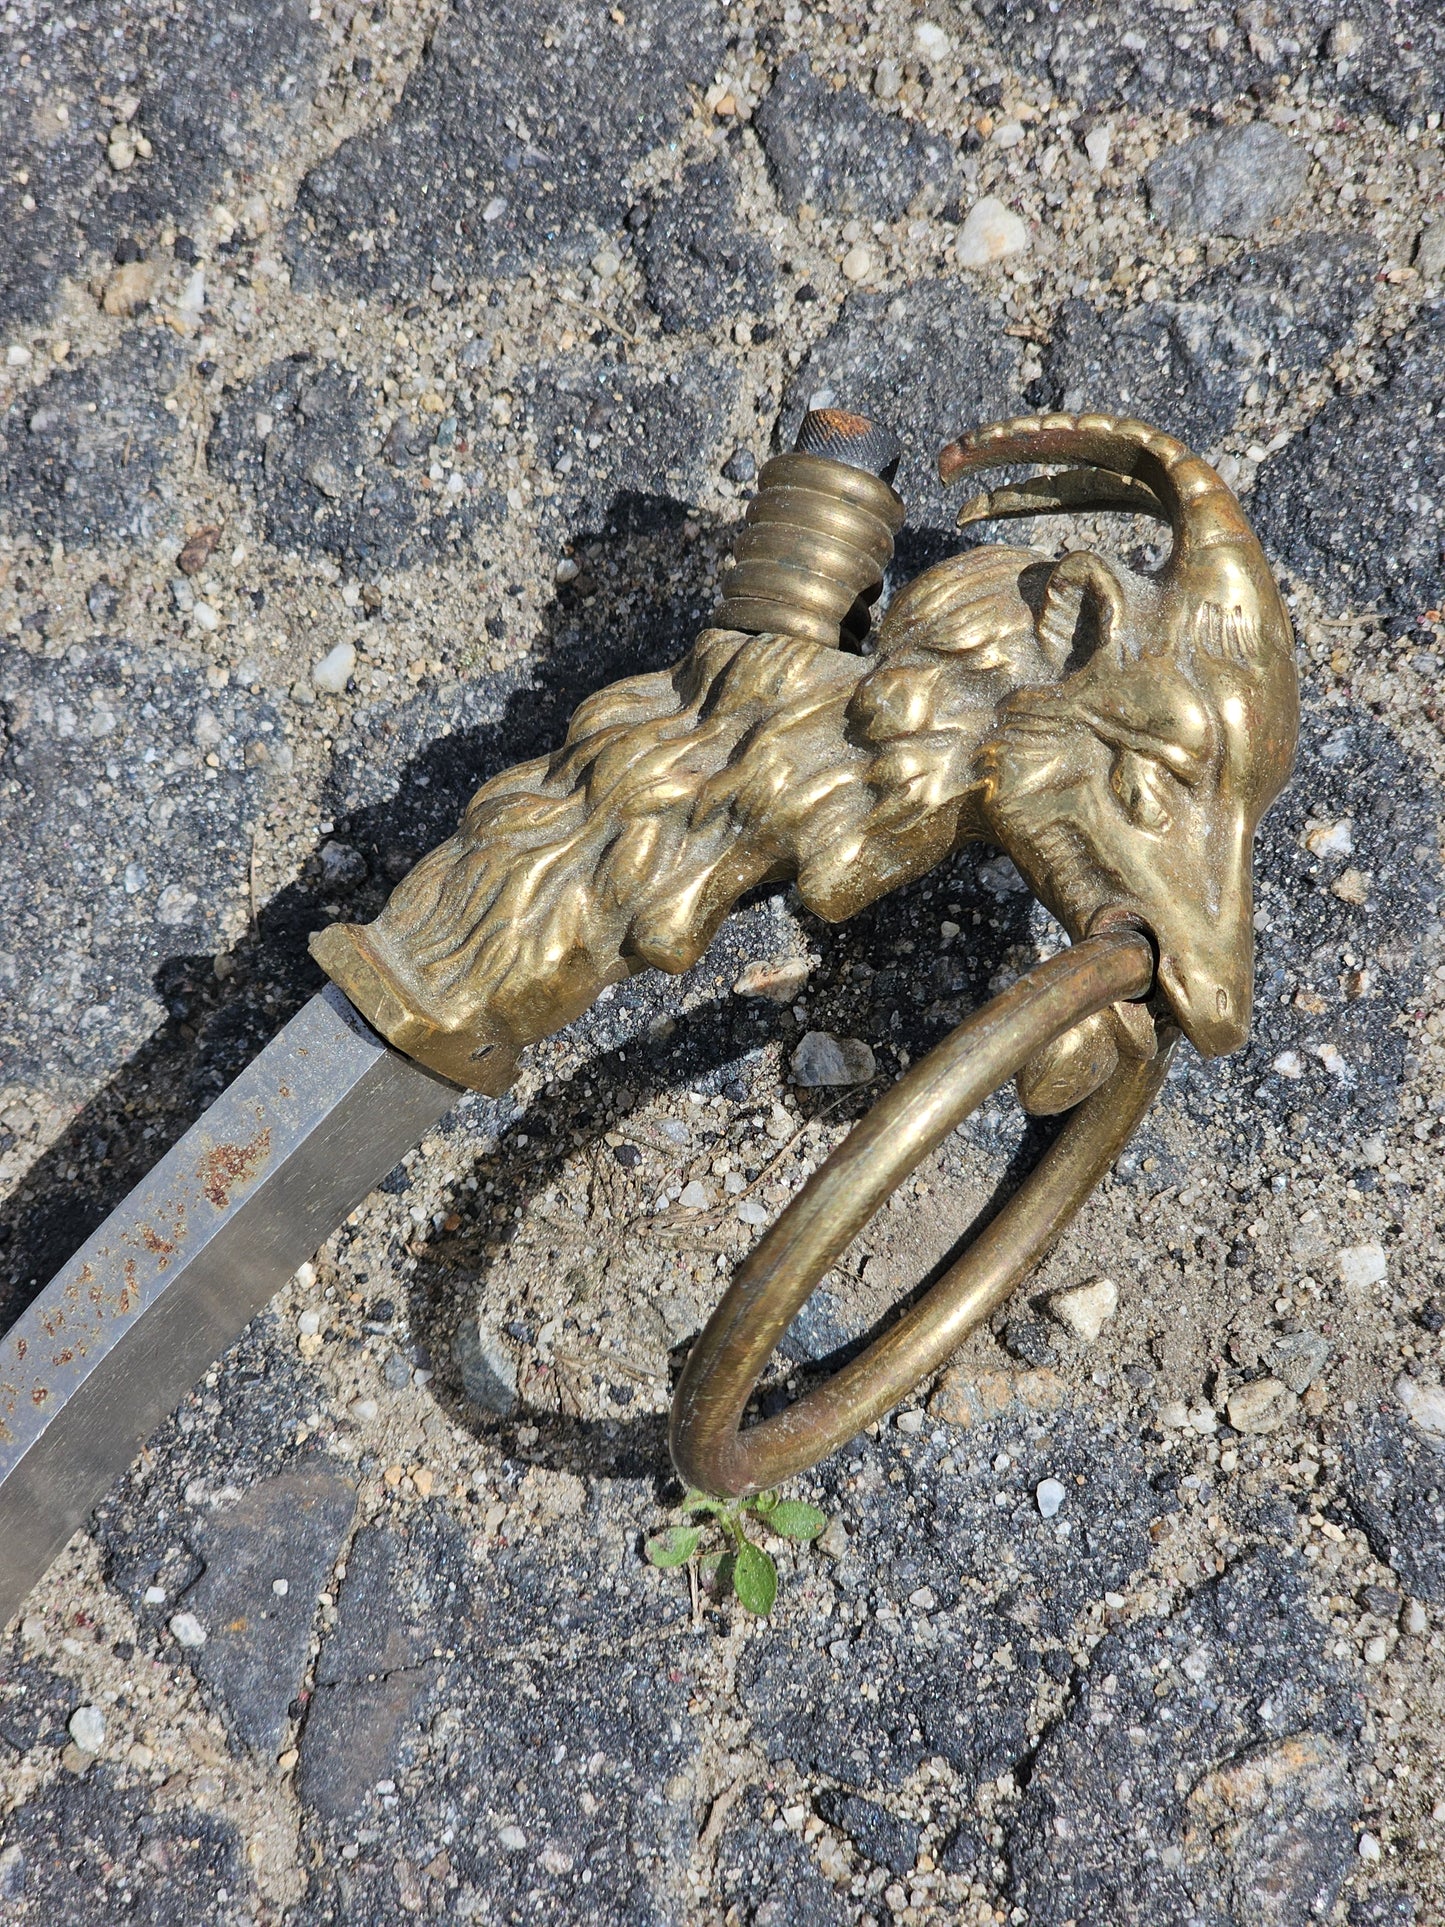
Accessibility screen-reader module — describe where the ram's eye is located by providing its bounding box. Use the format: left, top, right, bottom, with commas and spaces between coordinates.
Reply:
1110, 750, 1172, 832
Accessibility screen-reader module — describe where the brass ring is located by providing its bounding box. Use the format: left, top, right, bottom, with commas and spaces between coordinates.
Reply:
670, 927, 1170, 1496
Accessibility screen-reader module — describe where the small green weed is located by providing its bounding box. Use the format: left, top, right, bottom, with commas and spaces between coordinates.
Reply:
645, 1488, 827, 1616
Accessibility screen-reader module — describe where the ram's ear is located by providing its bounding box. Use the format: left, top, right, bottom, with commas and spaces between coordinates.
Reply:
1036, 550, 1132, 674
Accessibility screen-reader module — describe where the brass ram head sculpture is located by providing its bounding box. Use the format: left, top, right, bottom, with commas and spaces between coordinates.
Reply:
313, 410, 1298, 1494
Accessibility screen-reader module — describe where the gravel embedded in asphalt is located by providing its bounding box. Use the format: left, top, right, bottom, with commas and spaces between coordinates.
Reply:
2, 5, 1444, 1924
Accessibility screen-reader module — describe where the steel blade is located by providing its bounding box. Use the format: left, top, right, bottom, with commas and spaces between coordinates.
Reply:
0, 985, 459, 1627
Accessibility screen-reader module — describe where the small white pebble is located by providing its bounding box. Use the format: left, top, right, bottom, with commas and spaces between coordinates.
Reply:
1396, 1373, 1445, 1444
169, 1611, 207, 1648
348, 1397, 379, 1424
142, 1584, 167, 1605
1403, 1600, 1429, 1636
590, 247, 621, 280
312, 640, 357, 694
840, 242, 875, 283
192, 600, 220, 633
297, 1310, 322, 1337
677, 1180, 709, 1210
1157, 1400, 1191, 1429
895, 1408, 924, 1435
913, 20, 950, 58
1036, 1478, 1066, 1519
908, 1586, 936, 1611
1336, 1241, 1387, 1290
1272, 1050, 1305, 1079
1226, 1377, 1295, 1435
295, 1261, 318, 1288
1305, 819, 1353, 857
497, 1824, 528, 1852
1362, 1635, 1389, 1665
955, 196, 1029, 268
1046, 1276, 1118, 1343
1358, 1832, 1381, 1862
736, 1198, 769, 1226
1084, 123, 1113, 171
555, 557, 580, 583
1104, 1592, 1126, 1611
734, 956, 811, 1004
272, 1578, 290, 1596
68, 1706, 106, 1755
818, 1516, 849, 1559
5, 343, 32, 366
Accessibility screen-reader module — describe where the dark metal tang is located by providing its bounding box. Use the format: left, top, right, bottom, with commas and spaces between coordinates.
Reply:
0, 986, 457, 1627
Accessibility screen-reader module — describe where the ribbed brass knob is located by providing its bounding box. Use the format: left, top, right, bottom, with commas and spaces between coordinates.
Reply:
714, 408, 906, 648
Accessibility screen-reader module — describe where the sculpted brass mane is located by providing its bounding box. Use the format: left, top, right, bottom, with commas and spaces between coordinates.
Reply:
313, 412, 1298, 1115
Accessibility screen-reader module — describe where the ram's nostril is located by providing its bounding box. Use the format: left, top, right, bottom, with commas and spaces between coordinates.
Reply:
1216, 986, 1230, 1017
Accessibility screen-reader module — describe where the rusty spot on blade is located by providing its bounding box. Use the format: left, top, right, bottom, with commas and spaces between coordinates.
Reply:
196, 1128, 273, 1210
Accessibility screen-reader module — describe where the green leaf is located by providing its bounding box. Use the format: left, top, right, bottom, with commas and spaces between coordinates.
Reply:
732, 1539, 779, 1616
645, 1525, 702, 1569
764, 1500, 828, 1542
747, 1489, 779, 1515
698, 1550, 734, 1600
681, 1489, 724, 1517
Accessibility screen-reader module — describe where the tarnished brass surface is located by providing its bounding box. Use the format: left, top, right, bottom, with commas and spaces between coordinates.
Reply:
313, 409, 1298, 1491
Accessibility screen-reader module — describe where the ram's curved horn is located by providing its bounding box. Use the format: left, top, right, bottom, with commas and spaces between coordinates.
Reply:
955, 464, 1169, 529
940, 410, 1257, 566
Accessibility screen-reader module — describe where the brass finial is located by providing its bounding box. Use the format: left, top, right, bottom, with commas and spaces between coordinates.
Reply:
712, 407, 905, 648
